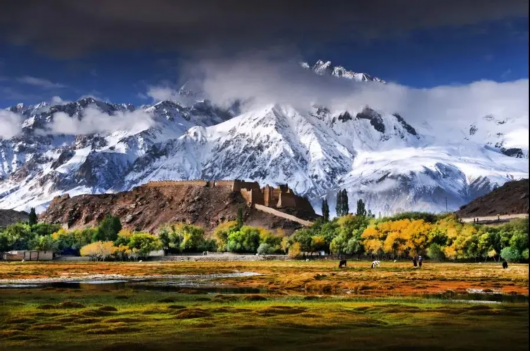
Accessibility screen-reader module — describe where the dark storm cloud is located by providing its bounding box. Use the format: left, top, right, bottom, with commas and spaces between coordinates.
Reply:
0, 0, 527, 58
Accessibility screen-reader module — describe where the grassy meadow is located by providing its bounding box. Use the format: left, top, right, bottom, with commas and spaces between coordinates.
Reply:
0, 261, 528, 351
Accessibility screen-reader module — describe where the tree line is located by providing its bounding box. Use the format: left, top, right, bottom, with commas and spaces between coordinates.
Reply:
1, 205, 527, 262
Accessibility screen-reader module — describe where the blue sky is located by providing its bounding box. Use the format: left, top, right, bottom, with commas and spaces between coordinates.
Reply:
0, 17, 527, 108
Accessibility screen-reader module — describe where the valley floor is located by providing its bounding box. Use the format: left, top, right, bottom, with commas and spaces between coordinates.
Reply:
0, 261, 528, 351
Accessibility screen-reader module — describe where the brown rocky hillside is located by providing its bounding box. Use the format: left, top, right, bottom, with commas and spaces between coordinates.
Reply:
0, 209, 29, 228
457, 179, 529, 217
40, 184, 317, 234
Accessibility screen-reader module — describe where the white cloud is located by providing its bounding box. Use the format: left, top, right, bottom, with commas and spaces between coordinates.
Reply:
47, 106, 155, 135
51, 96, 64, 104
0, 110, 22, 139
146, 86, 180, 102
174, 58, 528, 134
17, 76, 66, 89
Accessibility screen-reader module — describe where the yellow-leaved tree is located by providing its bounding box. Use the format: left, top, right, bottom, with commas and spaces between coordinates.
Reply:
361, 226, 384, 258
80, 241, 116, 261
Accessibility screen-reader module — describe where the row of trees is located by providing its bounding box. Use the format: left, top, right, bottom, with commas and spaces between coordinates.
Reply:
2, 205, 527, 263
322, 196, 374, 221
285, 211, 528, 262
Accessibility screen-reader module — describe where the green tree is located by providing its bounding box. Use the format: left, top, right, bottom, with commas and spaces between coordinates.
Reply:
335, 191, 343, 217
227, 226, 261, 253
291, 228, 313, 254
427, 243, 445, 261
29, 235, 58, 252
356, 199, 367, 217
500, 247, 522, 262
257, 243, 273, 255
179, 224, 205, 252
342, 190, 349, 215
236, 207, 244, 229
522, 248, 529, 261
0, 233, 8, 252
128, 233, 162, 258
2, 223, 34, 250
157, 224, 183, 253
28, 208, 38, 226
321, 199, 329, 222
213, 221, 238, 252
96, 214, 122, 242
31, 223, 62, 237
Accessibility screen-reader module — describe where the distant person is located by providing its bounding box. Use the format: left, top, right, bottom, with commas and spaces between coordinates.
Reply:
502, 261, 508, 269
338, 259, 347, 268
418, 256, 423, 268
412, 256, 417, 267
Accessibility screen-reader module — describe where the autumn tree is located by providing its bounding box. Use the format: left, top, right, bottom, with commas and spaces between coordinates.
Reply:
128, 233, 162, 258
288, 242, 301, 258
212, 221, 238, 252
80, 241, 116, 261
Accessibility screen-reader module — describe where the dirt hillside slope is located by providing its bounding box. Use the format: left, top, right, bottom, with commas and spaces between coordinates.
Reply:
457, 179, 529, 217
40, 184, 316, 234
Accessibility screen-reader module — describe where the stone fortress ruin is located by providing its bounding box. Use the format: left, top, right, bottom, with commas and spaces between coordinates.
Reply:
144, 179, 315, 213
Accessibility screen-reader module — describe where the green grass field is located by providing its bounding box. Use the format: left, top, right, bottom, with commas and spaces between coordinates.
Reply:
0, 261, 528, 351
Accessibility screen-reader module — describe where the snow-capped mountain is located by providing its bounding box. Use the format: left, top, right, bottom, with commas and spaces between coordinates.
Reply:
301, 60, 386, 83
0, 62, 528, 216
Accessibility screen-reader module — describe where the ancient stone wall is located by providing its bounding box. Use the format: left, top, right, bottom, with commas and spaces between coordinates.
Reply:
143, 180, 209, 187
254, 204, 313, 227
233, 180, 261, 192
213, 180, 235, 188
278, 192, 297, 208
141, 179, 313, 213
240, 189, 265, 206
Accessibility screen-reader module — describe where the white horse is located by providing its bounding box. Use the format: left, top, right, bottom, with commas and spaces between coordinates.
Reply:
371, 260, 380, 268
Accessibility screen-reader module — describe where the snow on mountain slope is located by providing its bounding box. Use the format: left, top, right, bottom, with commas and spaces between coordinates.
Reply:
0, 97, 234, 211
301, 60, 386, 83
0, 61, 528, 216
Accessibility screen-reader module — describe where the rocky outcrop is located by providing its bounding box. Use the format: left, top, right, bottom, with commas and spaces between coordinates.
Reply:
39, 184, 316, 234
457, 179, 529, 217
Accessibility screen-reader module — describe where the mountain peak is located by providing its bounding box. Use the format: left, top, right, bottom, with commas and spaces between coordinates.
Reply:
301, 59, 386, 83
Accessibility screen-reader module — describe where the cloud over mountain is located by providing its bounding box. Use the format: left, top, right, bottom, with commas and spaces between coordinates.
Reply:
152, 58, 529, 139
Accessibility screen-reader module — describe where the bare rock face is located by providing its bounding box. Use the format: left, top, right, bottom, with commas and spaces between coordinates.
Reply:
457, 179, 529, 217
0, 209, 29, 228
39, 184, 310, 234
